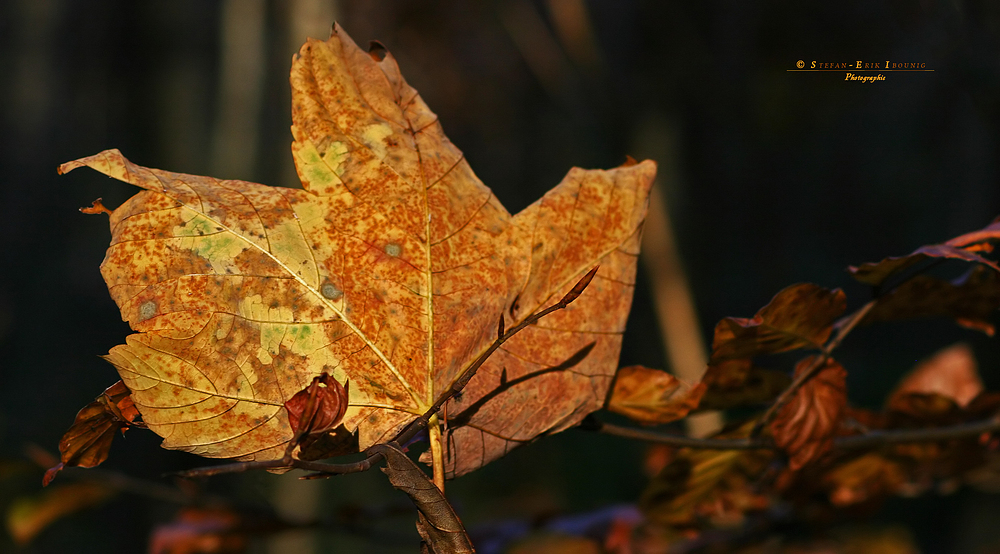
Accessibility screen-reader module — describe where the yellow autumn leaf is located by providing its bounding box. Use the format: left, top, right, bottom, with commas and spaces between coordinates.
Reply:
60, 25, 655, 478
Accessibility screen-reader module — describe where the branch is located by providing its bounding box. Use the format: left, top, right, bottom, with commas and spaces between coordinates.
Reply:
751, 300, 876, 436
834, 415, 1000, 449
24, 444, 223, 505
175, 453, 380, 480
590, 419, 767, 450
589, 413, 1000, 451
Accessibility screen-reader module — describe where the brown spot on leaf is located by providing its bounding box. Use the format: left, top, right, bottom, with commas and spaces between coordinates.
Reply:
321, 283, 343, 300
138, 300, 157, 321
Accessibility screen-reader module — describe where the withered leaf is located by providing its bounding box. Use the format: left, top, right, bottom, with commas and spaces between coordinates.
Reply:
885, 343, 982, 426
822, 453, 907, 507
639, 428, 772, 527
284, 374, 349, 440
701, 358, 753, 389
862, 267, 1000, 336
60, 25, 654, 477
886, 393, 964, 426
44, 381, 140, 485
769, 356, 847, 471
888, 343, 982, 411
966, 391, 1000, 420
850, 219, 1000, 286
370, 443, 474, 554
700, 360, 790, 411
709, 283, 846, 363
607, 365, 705, 425
640, 448, 739, 526
296, 423, 359, 461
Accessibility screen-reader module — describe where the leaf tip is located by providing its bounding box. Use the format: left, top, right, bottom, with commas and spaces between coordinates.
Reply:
56, 161, 77, 175
42, 463, 64, 487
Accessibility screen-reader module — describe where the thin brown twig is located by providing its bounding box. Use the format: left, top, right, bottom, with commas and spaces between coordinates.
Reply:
834, 415, 1000, 449
56, 466, 203, 504
751, 300, 876, 437
175, 459, 288, 479
595, 421, 767, 449
174, 439, 386, 480
25, 444, 229, 505
177, 267, 601, 480
392, 266, 600, 450
590, 414, 1000, 450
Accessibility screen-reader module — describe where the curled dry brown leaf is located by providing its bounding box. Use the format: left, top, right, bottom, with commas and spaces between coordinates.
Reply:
639, 425, 773, 528
284, 374, 349, 439
821, 453, 908, 508
769, 356, 848, 471
43, 381, 140, 485
887, 343, 982, 411
709, 283, 846, 363
700, 359, 790, 410
607, 365, 706, 425
861, 267, 1000, 336
59, 25, 654, 478
371, 443, 474, 554
849, 218, 1000, 286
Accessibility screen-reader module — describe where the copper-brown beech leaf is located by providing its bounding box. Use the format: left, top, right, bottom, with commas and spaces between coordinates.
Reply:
607, 365, 706, 425
850, 218, 1000, 286
43, 381, 140, 485
700, 360, 790, 410
639, 423, 772, 527
370, 443, 474, 554
769, 356, 847, 471
861, 267, 1000, 336
709, 283, 846, 363
886, 393, 965, 427
821, 453, 907, 507
887, 343, 982, 420
60, 25, 655, 478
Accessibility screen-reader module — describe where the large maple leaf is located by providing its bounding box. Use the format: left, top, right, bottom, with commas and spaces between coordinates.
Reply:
60, 25, 654, 478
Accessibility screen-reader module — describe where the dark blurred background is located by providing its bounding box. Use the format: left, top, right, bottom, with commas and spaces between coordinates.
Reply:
2, 0, 999, 552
